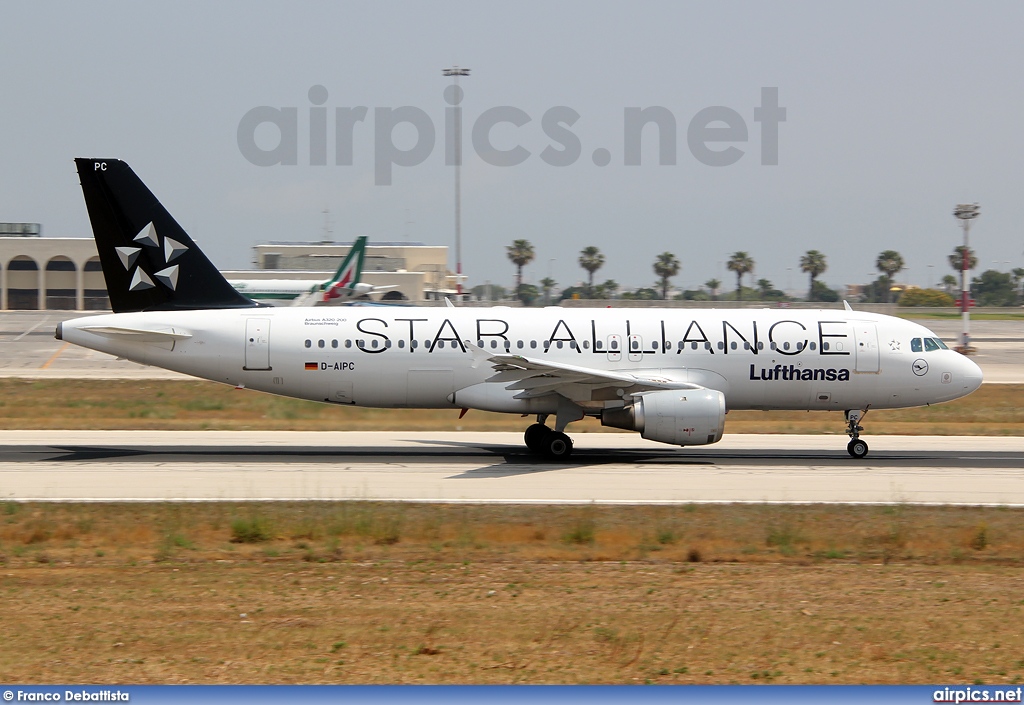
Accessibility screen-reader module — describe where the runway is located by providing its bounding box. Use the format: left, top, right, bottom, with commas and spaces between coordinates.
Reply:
1, 431, 1021, 505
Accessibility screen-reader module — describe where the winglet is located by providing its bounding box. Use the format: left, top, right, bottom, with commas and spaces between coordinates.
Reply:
843, 300, 853, 311
444, 297, 455, 308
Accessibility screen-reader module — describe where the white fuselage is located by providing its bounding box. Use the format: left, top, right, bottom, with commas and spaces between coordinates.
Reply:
58, 306, 983, 417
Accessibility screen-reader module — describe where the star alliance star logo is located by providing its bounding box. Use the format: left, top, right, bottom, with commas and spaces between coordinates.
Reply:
119, 222, 189, 292
888, 339, 901, 351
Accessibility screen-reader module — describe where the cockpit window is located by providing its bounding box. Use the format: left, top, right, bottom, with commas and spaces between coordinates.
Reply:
910, 338, 923, 352
924, 337, 941, 352
933, 338, 949, 350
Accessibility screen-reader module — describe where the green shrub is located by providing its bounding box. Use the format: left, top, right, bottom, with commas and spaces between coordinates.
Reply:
230, 517, 272, 543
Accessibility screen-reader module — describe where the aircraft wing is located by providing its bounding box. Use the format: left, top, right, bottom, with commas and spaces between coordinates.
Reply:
479, 350, 700, 401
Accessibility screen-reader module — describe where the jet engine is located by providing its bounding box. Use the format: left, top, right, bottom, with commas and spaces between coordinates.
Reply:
601, 388, 726, 446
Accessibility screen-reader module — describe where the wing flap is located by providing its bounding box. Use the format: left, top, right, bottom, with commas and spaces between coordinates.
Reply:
481, 351, 700, 402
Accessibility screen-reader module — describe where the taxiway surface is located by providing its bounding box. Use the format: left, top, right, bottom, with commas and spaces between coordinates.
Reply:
1, 431, 1021, 505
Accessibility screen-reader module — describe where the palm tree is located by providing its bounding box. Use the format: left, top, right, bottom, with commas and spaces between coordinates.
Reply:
704, 278, 721, 301
578, 246, 605, 297
506, 240, 535, 293
799, 250, 828, 302
540, 277, 557, 305
941, 274, 958, 295
876, 250, 905, 303
600, 279, 619, 299
756, 278, 774, 300
652, 252, 680, 300
948, 245, 977, 273
726, 251, 755, 301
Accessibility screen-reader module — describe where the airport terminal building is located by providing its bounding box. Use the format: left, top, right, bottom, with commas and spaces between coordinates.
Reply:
0, 228, 452, 310
222, 241, 455, 302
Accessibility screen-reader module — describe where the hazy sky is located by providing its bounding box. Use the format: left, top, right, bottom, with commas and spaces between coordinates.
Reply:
2, 1, 1022, 294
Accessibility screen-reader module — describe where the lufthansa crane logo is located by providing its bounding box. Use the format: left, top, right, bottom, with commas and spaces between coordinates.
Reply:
912, 358, 929, 376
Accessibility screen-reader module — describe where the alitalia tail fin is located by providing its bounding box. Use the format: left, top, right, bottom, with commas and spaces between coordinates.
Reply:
74, 158, 261, 313
322, 235, 368, 301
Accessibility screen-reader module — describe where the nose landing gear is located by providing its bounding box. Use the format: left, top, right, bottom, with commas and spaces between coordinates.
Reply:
845, 409, 869, 458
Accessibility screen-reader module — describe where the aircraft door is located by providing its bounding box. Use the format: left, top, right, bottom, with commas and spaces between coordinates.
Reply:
628, 334, 643, 362
854, 323, 879, 373
243, 318, 272, 371
606, 334, 621, 362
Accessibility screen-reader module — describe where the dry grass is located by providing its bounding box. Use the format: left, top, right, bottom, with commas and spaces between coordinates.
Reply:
2, 502, 1024, 684
0, 379, 1020, 435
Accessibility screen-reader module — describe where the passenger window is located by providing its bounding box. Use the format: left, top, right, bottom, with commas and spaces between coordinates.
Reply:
318, 339, 325, 348
730, 342, 737, 350
924, 338, 940, 352
331, 340, 338, 348
611, 340, 619, 350
911, 338, 923, 352
490, 340, 497, 349
530, 340, 537, 349
517, 340, 524, 349
304, 339, 311, 348
398, 340, 405, 349
583, 340, 590, 350
345, 340, 352, 348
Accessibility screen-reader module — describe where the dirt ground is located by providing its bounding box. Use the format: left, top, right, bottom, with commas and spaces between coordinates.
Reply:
1, 503, 1023, 684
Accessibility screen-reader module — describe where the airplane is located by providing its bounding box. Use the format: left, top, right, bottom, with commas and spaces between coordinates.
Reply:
59, 159, 984, 460
227, 235, 397, 305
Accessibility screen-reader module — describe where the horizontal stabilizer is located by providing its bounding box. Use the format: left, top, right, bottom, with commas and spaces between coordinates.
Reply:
80, 325, 193, 342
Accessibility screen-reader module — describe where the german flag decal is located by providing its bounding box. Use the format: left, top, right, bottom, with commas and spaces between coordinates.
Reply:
304, 362, 318, 370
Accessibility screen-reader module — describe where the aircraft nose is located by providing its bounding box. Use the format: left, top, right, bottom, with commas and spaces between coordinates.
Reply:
960, 355, 983, 394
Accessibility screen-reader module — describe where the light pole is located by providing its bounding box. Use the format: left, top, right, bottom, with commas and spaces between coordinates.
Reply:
953, 203, 980, 350
443, 66, 470, 299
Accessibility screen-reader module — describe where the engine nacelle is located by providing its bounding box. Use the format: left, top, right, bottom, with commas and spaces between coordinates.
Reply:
601, 389, 726, 446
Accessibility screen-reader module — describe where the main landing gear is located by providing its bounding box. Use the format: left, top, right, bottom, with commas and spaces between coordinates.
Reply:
524, 414, 574, 460
845, 409, 869, 458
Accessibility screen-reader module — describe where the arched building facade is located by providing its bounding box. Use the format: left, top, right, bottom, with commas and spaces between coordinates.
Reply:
0, 238, 108, 310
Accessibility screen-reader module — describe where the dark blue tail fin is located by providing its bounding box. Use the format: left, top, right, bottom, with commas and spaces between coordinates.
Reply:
75, 158, 260, 313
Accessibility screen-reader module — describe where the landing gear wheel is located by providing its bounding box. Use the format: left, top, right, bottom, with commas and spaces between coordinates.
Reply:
524, 423, 550, 453
844, 408, 870, 459
544, 431, 573, 460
